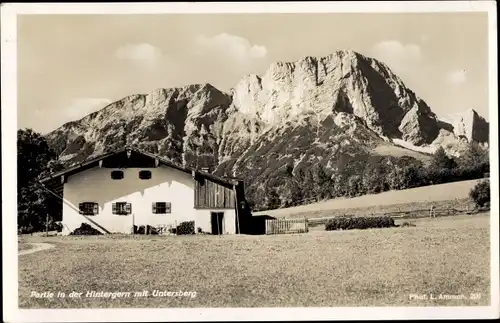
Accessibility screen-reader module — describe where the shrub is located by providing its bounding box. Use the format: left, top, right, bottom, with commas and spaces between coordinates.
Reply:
469, 180, 490, 208
197, 227, 203, 234
50, 221, 63, 232
70, 223, 102, 235
325, 216, 395, 231
176, 221, 195, 235
18, 225, 34, 235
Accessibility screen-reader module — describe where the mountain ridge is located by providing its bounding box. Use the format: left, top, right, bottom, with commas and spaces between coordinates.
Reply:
42, 50, 489, 208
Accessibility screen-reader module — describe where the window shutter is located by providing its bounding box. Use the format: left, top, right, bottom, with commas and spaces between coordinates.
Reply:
93, 203, 99, 215
126, 203, 132, 214
152, 202, 157, 214
166, 202, 171, 213
112, 203, 117, 214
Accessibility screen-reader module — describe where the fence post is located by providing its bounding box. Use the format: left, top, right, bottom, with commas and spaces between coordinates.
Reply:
45, 212, 49, 237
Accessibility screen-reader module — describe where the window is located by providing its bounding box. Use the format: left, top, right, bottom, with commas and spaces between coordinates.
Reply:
139, 170, 152, 180
152, 202, 171, 214
112, 202, 131, 215
79, 202, 99, 216
111, 170, 124, 180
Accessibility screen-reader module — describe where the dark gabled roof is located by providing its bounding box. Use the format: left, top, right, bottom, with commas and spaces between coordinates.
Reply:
39, 146, 241, 187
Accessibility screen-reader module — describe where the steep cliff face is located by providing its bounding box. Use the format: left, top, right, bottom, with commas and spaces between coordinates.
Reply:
439, 109, 489, 143
231, 50, 440, 145
44, 50, 489, 204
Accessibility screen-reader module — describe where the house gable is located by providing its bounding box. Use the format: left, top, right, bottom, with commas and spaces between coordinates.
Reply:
39, 147, 245, 212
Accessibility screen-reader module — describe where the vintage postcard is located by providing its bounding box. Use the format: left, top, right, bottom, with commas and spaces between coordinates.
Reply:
2, 1, 499, 322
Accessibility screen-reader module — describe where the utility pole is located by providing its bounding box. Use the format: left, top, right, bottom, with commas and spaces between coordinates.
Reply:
46, 212, 49, 237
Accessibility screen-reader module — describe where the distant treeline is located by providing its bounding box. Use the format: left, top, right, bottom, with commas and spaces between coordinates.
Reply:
247, 143, 489, 211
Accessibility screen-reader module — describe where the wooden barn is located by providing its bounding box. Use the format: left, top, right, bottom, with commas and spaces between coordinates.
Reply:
39, 147, 250, 235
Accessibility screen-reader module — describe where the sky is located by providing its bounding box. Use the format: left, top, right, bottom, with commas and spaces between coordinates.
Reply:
17, 12, 490, 134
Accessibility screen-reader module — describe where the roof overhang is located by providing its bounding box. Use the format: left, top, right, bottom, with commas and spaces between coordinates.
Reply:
39, 147, 241, 187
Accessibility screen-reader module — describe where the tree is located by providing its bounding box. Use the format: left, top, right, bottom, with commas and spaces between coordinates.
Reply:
346, 175, 363, 197
281, 166, 304, 207
361, 162, 383, 194
331, 171, 348, 198
429, 146, 457, 170
17, 128, 58, 233
296, 167, 315, 201
264, 180, 280, 210
278, 179, 303, 208
401, 164, 424, 189
17, 184, 53, 233
386, 165, 404, 190
17, 129, 56, 188
460, 142, 489, 170
311, 163, 332, 200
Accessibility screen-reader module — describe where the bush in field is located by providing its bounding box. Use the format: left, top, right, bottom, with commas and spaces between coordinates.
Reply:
325, 216, 395, 231
70, 223, 102, 235
176, 221, 195, 235
469, 180, 490, 208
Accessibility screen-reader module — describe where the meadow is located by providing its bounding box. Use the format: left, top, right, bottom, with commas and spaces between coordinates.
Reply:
253, 179, 483, 219
18, 213, 490, 308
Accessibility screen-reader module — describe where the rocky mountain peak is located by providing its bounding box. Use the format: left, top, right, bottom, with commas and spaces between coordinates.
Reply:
438, 108, 489, 144
231, 50, 439, 145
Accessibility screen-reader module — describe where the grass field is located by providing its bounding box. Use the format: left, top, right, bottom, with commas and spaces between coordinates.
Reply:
253, 179, 484, 219
372, 142, 434, 162
18, 213, 490, 308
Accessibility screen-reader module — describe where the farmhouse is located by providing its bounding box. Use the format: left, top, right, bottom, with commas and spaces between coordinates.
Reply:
39, 147, 250, 235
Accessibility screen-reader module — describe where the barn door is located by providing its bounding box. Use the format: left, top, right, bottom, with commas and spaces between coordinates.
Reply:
210, 212, 224, 235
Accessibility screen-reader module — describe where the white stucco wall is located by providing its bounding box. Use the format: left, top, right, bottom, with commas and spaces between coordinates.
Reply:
61, 165, 237, 234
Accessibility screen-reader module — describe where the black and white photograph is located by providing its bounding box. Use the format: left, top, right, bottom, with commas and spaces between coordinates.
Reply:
2, 2, 498, 322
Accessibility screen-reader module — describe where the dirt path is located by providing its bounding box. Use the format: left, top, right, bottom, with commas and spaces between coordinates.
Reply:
18, 243, 55, 256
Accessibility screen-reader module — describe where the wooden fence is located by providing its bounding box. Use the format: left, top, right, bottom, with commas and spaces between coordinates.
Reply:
265, 218, 309, 235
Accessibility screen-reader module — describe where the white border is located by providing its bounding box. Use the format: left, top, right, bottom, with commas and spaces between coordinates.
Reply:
0, 1, 497, 14
2, 2, 499, 322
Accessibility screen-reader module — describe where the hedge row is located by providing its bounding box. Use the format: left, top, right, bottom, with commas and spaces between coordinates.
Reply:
325, 216, 395, 231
